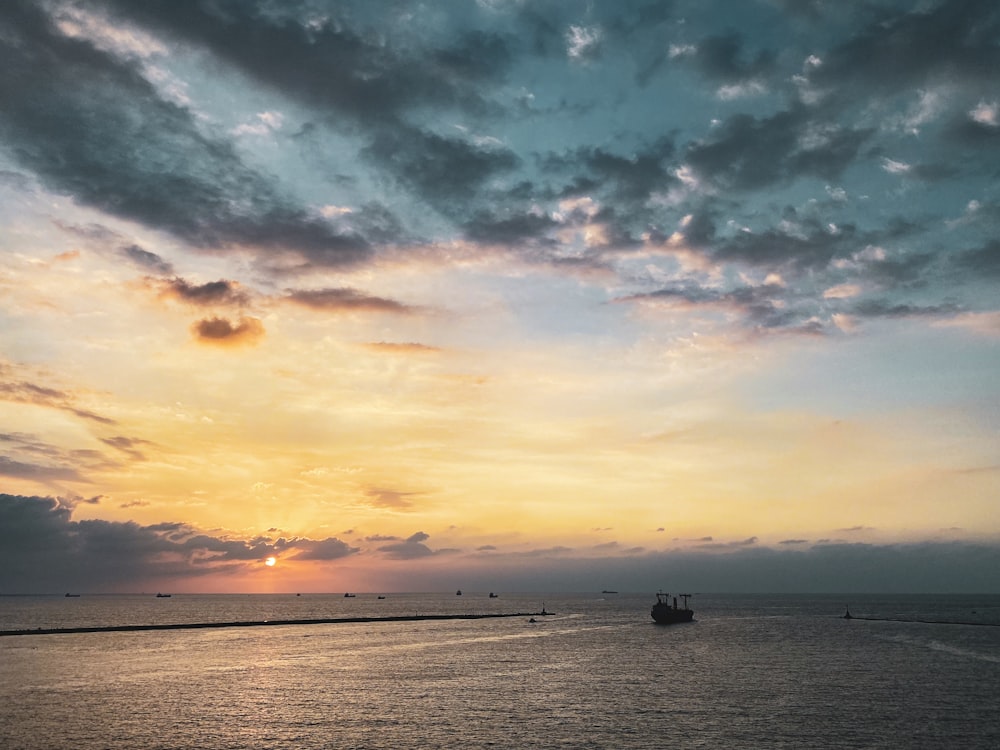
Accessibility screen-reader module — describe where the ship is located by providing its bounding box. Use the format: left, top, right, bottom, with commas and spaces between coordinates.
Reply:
650, 591, 694, 624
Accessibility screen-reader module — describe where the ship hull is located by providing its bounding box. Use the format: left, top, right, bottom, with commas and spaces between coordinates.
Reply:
650, 606, 694, 625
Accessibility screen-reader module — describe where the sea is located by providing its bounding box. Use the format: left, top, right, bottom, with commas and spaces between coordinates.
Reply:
2, 592, 999, 749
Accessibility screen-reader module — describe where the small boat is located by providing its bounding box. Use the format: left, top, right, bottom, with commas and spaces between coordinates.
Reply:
651, 592, 694, 625
489, 592, 498, 598
602, 590, 618, 594
377, 595, 386, 600
64, 593, 80, 597
456, 589, 462, 596
155, 593, 171, 598
344, 593, 356, 598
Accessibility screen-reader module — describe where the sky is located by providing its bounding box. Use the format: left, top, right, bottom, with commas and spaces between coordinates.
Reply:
1, 0, 999, 595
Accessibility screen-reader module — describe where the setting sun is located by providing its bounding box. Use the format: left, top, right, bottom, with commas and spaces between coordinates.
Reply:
265, 557, 276, 567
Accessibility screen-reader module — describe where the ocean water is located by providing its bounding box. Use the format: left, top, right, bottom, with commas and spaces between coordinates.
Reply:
2, 593, 999, 749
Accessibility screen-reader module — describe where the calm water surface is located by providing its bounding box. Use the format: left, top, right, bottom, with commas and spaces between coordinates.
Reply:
2, 593, 999, 749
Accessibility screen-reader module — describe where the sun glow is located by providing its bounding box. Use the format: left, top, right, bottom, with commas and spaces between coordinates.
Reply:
265, 556, 277, 567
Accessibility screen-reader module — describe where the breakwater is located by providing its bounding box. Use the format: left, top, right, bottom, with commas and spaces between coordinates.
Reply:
843, 612, 999, 627
0, 611, 553, 637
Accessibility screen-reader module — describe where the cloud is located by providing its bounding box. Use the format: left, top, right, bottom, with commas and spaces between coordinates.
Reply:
684, 107, 873, 191
0, 2, 370, 268
378, 530, 438, 559
158, 278, 250, 307
933, 311, 1000, 337
123, 244, 174, 275
0, 493, 360, 591
99, 436, 150, 462
284, 288, 413, 314
955, 239, 1000, 277
363, 342, 442, 355
191, 316, 265, 346
101, 0, 509, 123
364, 487, 421, 510
683, 32, 776, 84
808, 0, 1000, 97
463, 209, 560, 246
434, 540, 1000, 594
0, 372, 116, 425
618, 279, 816, 333
565, 25, 603, 62
851, 299, 959, 320
289, 537, 361, 561
546, 138, 678, 206
81, 0, 520, 225
695, 536, 759, 550
361, 124, 519, 215
0, 456, 87, 483
10, 490, 993, 596
0, 431, 124, 487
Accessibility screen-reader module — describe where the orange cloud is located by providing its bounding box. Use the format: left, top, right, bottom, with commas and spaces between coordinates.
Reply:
191, 316, 265, 346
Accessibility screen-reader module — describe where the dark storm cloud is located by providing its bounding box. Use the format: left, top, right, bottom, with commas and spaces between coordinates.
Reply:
946, 116, 1000, 150
0, 1, 369, 267
462, 209, 560, 246
954, 239, 1000, 277
0, 494, 361, 592
896, 162, 961, 183
361, 125, 519, 213
809, 0, 1000, 95
510, 0, 676, 59
685, 108, 873, 190
97, 0, 522, 218
684, 32, 777, 83
284, 288, 412, 314
764, 0, 829, 22
713, 221, 848, 268
860, 251, 939, 288
100, 0, 511, 122
709, 213, 922, 272
463, 137, 680, 251
545, 138, 678, 204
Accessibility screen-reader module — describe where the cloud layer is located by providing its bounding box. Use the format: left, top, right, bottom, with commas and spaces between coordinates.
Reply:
1, 1, 998, 593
